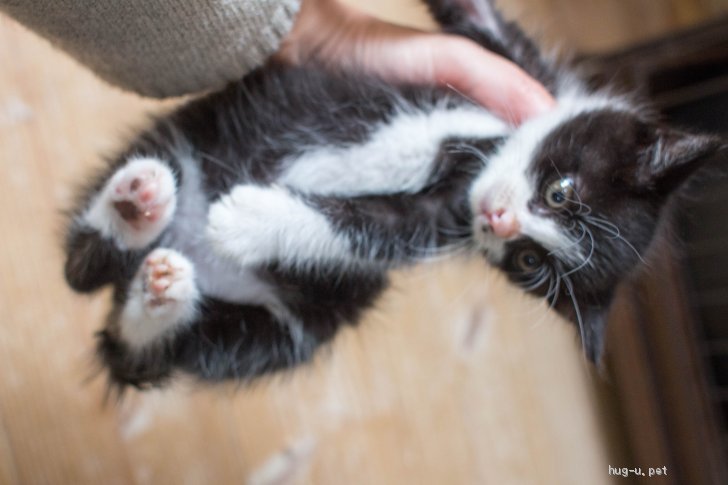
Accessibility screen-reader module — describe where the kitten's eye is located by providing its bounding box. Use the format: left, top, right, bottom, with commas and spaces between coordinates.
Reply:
514, 249, 542, 273
544, 177, 575, 209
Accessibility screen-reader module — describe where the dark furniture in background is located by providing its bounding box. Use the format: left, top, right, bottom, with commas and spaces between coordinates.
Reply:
583, 17, 728, 485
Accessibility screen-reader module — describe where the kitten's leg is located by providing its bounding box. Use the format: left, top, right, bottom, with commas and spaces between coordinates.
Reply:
278, 115, 506, 198
173, 300, 321, 382
173, 268, 388, 382
64, 224, 139, 293
102, 261, 387, 387
206, 185, 354, 269
206, 184, 467, 269
65, 157, 177, 292
116, 248, 200, 350
97, 248, 200, 388
83, 157, 177, 250
206, 138, 493, 271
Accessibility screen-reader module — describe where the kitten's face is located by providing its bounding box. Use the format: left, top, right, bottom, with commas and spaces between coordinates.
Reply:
469, 101, 720, 360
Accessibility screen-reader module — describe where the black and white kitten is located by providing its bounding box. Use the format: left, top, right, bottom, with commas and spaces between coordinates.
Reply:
64, 0, 722, 388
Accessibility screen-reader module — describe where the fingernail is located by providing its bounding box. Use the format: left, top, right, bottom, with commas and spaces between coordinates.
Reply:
510, 89, 556, 126
532, 91, 556, 114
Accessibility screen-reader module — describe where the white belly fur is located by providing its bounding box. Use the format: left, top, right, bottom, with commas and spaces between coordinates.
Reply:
166, 105, 506, 304
280, 105, 507, 196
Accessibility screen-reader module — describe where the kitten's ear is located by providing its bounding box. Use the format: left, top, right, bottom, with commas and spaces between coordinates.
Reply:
639, 128, 723, 195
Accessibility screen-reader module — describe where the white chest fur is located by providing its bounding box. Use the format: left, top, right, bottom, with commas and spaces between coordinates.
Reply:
279, 105, 508, 197
162, 154, 279, 306
173, 105, 508, 304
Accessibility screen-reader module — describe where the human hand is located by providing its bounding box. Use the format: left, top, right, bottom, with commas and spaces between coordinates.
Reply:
277, 0, 555, 125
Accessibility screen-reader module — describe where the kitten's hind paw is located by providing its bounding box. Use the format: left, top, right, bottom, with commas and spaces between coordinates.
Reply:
205, 185, 286, 267
206, 184, 352, 270
118, 248, 199, 350
85, 157, 177, 249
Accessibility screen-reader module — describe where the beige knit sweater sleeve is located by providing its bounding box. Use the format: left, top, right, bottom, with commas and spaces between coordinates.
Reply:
0, 0, 301, 97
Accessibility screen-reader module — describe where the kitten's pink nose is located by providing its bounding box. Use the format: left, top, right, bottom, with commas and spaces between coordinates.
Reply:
482, 207, 520, 238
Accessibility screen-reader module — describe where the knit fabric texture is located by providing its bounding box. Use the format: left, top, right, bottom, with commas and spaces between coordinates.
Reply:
0, 0, 301, 97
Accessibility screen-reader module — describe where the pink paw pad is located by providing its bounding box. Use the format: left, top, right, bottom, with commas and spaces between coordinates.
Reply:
119, 248, 198, 348
109, 159, 176, 230
141, 249, 195, 309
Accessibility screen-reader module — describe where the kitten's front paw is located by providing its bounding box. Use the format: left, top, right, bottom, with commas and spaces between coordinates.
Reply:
206, 185, 286, 267
119, 248, 199, 350
86, 158, 177, 249
141, 249, 197, 311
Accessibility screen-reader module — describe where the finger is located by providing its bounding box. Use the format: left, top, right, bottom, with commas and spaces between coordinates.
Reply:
431, 36, 556, 125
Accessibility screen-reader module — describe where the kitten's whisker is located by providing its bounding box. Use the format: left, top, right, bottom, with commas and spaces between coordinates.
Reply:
523, 273, 548, 289
549, 222, 587, 256
419, 247, 471, 262
520, 266, 551, 291
406, 239, 472, 261
575, 204, 592, 217
438, 226, 473, 237
198, 151, 237, 176
562, 274, 586, 351
407, 237, 471, 254
526, 270, 561, 329
446, 143, 491, 166
523, 275, 550, 292
518, 271, 546, 288
548, 271, 562, 310
566, 194, 592, 216
544, 270, 559, 305
584, 215, 620, 235
548, 158, 564, 180
562, 221, 595, 277
583, 215, 647, 264
444, 83, 479, 108
557, 183, 592, 216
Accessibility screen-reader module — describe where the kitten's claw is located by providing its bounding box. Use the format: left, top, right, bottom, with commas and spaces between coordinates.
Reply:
119, 248, 199, 349
141, 249, 197, 313
85, 157, 177, 249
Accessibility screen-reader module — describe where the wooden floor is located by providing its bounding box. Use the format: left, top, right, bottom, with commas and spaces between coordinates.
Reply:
1, 1, 726, 484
